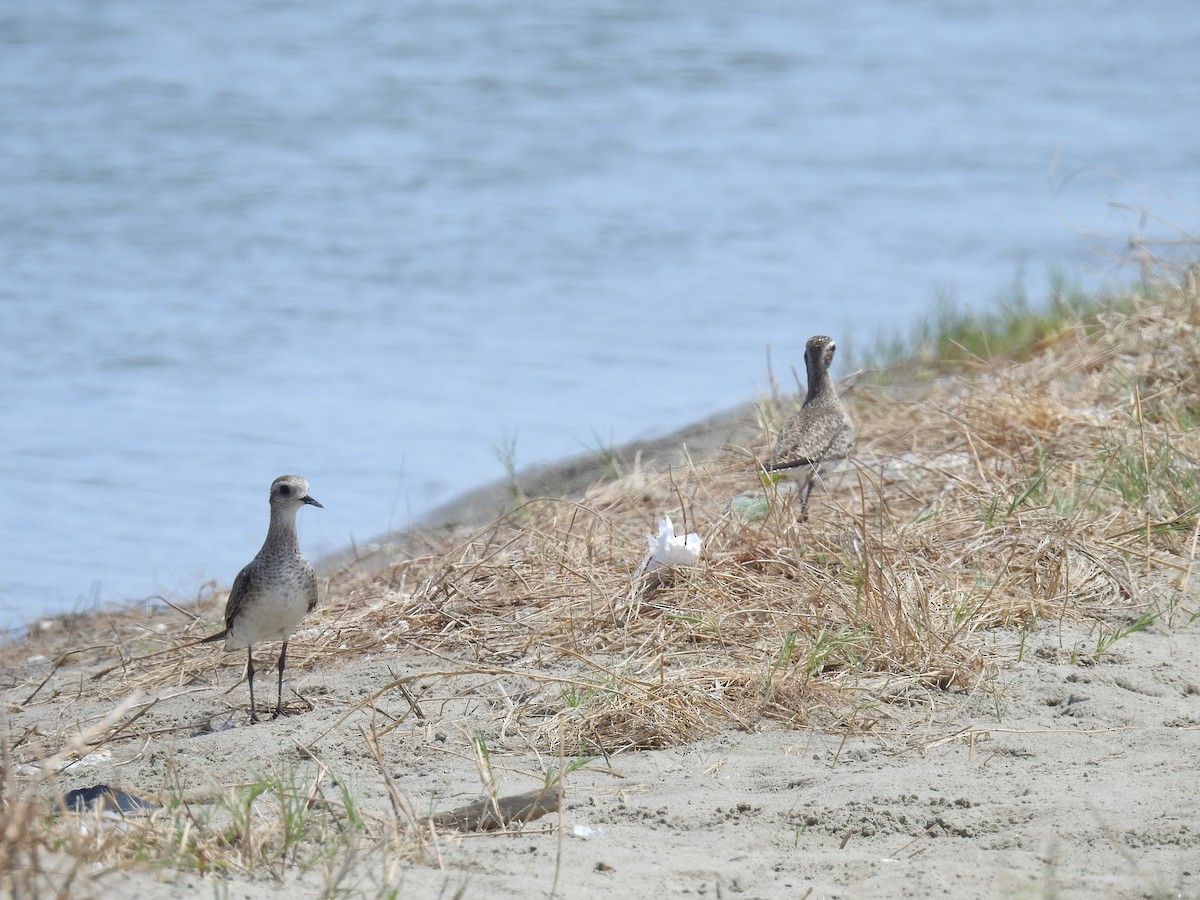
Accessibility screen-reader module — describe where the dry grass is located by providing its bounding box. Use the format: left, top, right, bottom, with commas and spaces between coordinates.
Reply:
308, 274, 1200, 749
6, 268, 1200, 892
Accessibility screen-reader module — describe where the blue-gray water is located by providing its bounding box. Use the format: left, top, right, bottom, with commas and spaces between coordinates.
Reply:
3, 1, 1199, 629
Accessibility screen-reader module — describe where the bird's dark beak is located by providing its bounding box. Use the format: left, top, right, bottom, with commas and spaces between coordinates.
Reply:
303, 495, 324, 508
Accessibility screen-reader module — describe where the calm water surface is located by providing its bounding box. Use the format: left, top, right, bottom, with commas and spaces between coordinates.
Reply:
3, 1, 1199, 627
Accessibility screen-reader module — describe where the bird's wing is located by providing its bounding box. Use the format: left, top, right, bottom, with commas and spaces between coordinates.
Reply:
305, 568, 319, 613
769, 409, 819, 470
223, 563, 255, 631
766, 454, 817, 472
769, 408, 852, 471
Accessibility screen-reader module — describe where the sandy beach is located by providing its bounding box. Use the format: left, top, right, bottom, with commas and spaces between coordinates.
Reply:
13, 617, 1199, 899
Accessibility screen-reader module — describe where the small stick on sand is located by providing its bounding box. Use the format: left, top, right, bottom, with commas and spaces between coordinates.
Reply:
428, 787, 561, 832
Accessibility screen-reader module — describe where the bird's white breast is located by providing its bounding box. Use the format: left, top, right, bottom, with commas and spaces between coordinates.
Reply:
223, 582, 310, 650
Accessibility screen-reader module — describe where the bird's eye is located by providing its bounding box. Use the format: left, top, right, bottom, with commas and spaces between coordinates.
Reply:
278, 484, 291, 496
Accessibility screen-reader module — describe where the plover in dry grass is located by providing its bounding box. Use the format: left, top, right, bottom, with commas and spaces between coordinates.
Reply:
203, 475, 322, 722
767, 335, 855, 515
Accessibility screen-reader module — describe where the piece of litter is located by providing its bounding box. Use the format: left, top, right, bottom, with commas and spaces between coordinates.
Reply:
572, 824, 606, 840
58, 784, 158, 815
75, 750, 112, 767
729, 493, 769, 520
643, 516, 701, 573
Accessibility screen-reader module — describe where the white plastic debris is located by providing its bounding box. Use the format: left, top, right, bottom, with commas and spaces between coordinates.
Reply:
75, 750, 112, 767
572, 823, 606, 840
620, 515, 704, 616
643, 515, 702, 573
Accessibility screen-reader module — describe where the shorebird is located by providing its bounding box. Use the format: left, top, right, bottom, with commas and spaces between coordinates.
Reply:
766, 335, 855, 516
203, 475, 323, 722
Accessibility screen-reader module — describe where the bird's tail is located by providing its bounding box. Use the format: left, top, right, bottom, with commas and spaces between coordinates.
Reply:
89, 629, 227, 681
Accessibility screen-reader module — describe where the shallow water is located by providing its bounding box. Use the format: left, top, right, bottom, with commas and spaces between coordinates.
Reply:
3, 0, 1199, 626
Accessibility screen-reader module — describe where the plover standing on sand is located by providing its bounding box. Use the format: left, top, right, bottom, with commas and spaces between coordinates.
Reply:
766, 335, 855, 516
203, 475, 323, 722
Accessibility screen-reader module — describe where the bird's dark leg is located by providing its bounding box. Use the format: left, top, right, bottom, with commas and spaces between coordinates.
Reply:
274, 641, 288, 718
246, 647, 259, 723
798, 468, 818, 522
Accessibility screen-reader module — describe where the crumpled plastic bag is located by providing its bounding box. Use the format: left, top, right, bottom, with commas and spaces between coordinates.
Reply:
643, 515, 702, 573
620, 516, 703, 618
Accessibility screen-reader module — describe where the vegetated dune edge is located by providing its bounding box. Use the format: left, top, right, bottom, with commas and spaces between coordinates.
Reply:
5, 276, 1200, 898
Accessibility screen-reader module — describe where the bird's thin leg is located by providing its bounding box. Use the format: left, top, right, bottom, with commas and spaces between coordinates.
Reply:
274, 641, 288, 719
799, 468, 818, 522
246, 648, 259, 724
